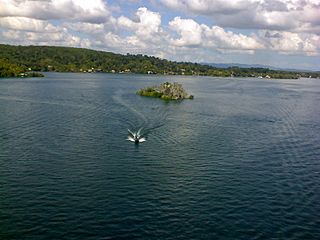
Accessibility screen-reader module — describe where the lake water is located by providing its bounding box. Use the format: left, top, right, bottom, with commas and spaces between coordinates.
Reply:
1, 73, 320, 239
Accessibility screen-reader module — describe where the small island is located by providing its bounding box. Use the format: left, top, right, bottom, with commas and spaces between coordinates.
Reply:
137, 82, 194, 100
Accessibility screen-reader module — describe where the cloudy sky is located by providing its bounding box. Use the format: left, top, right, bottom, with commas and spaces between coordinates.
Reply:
0, 0, 319, 70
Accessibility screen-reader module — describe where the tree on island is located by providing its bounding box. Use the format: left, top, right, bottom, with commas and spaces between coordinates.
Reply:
137, 82, 194, 100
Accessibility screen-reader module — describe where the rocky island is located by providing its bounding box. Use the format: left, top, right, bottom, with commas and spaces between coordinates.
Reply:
137, 82, 194, 100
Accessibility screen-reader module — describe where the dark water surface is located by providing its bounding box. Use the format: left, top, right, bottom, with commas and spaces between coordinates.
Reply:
1, 73, 320, 239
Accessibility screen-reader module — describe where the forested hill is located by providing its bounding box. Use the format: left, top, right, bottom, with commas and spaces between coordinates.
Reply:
0, 44, 319, 79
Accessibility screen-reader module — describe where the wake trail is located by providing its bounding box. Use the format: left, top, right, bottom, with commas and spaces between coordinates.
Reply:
112, 89, 170, 140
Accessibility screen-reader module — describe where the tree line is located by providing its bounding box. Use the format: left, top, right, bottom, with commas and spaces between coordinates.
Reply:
0, 44, 319, 79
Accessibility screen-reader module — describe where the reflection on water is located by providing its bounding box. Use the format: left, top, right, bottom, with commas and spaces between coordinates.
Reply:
1, 73, 320, 239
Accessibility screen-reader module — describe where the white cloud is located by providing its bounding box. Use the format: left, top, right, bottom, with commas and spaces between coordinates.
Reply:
118, 7, 162, 40
65, 22, 105, 35
1, 29, 91, 48
161, 0, 320, 33
204, 26, 264, 50
169, 17, 203, 47
2, 30, 21, 40
85, 32, 131, 53
0, 0, 111, 23
116, 7, 169, 53
0, 2, 319, 69
161, 0, 262, 15
0, 16, 61, 32
169, 17, 264, 51
261, 30, 320, 56
0, 0, 117, 49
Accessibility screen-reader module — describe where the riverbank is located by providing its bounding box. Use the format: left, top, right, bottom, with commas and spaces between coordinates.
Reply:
1, 44, 319, 79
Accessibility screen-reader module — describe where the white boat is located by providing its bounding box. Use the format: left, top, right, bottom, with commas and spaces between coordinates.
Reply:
127, 128, 146, 143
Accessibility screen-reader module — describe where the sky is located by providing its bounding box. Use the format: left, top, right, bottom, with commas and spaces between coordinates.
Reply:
0, 0, 319, 70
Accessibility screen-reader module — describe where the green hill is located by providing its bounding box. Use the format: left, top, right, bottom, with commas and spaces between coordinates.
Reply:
0, 44, 319, 79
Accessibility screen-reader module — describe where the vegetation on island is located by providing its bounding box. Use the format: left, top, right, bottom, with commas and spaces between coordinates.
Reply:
137, 82, 194, 100
0, 44, 319, 79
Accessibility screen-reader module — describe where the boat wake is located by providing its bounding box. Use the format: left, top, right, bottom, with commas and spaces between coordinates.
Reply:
113, 89, 170, 144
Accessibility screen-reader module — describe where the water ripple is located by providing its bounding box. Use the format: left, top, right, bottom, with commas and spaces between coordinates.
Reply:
1, 74, 320, 240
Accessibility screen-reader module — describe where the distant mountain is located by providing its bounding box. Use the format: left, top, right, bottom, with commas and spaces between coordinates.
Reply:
203, 62, 272, 69
203, 62, 316, 72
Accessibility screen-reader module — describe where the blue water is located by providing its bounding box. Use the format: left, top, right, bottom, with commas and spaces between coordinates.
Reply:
1, 73, 320, 239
